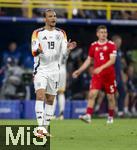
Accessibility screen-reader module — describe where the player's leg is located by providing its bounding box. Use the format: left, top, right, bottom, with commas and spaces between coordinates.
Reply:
131, 92, 137, 116
43, 73, 59, 131
105, 77, 117, 124
52, 96, 57, 119
117, 80, 126, 117
57, 68, 66, 120
79, 75, 101, 123
44, 94, 55, 127
79, 89, 99, 123
124, 92, 131, 116
35, 89, 49, 137
35, 89, 45, 127
34, 74, 48, 137
106, 93, 116, 124
94, 91, 105, 114
58, 89, 65, 120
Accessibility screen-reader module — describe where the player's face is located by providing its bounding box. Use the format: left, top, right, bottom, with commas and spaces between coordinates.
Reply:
45, 11, 57, 27
97, 29, 108, 41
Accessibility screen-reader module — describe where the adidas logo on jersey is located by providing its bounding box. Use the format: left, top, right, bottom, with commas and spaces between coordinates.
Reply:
42, 36, 47, 40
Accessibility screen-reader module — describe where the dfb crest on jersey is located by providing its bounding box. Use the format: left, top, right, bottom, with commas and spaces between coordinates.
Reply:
55, 34, 61, 40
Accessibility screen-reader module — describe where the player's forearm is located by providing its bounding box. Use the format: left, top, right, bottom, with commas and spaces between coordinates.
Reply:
61, 43, 68, 56
31, 36, 42, 57
78, 57, 92, 73
101, 58, 116, 70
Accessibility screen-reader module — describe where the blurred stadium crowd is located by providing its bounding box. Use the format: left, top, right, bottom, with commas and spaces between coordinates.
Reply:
0, 0, 137, 20
0, 0, 137, 117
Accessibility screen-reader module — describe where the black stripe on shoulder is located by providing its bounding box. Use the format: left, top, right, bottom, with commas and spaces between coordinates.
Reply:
39, 28, 45, 32
55, 28, 61, 31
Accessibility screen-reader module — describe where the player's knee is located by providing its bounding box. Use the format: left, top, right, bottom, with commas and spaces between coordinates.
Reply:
46, 98, 54, 105
46, 95, 55, 105
58, 91, 64, 94
107, 94, 115, 101
36, 89, 45, 100
88, 92, 97, 100
36, 94, 45, 101
46, 100, 53, 105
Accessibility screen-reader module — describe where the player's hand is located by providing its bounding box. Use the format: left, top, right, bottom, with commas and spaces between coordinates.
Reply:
93, 67, 103, 74
67, 39, 77, 51
72, 70, 81, 78
32, 40, 43, 55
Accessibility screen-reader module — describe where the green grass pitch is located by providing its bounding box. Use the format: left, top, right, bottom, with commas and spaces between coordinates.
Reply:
1, 119, 137, 150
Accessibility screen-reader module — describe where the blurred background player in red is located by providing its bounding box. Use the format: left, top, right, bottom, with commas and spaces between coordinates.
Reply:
73, 25, 117, 124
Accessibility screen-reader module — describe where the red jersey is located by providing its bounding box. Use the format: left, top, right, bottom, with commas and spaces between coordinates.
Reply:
88, 40, 117, 75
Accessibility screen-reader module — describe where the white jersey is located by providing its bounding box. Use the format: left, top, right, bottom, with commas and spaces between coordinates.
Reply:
31, 27, 68, 74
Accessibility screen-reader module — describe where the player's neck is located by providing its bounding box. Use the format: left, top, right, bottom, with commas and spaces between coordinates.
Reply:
98, 39, 108, 45
44, 25, 55, 31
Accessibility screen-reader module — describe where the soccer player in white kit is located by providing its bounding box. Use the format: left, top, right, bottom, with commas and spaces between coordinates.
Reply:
31, 9, 77, 137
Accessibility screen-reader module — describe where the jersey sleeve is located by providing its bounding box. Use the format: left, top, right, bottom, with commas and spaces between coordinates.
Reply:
88, 44, 94, 58
109, 42, 117, 57
31, 30, 42, 57
60, 30, 68, 55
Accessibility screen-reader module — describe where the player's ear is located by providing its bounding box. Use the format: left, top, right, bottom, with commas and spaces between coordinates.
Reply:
44, 17, 46, 22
